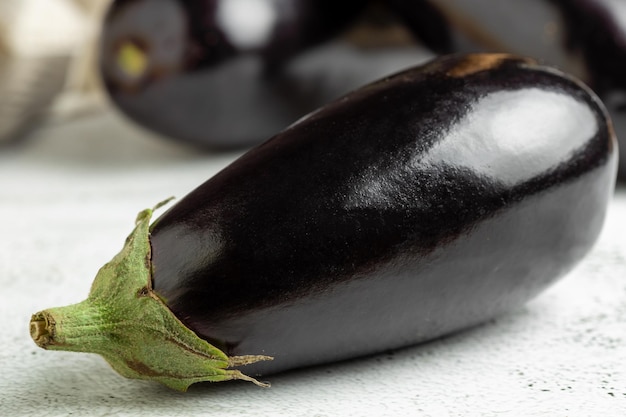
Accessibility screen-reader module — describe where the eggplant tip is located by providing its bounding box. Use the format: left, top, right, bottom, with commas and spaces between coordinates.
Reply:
29, 312, 51, 348
229, 370, 272, 388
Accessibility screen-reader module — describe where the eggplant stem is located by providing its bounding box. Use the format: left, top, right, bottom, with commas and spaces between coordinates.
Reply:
29, 200, 273, 391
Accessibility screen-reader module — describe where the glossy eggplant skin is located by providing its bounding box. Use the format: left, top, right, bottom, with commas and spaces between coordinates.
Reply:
385, 0, 626, 178
149, 54, 617, 376
100, 0, 367, 148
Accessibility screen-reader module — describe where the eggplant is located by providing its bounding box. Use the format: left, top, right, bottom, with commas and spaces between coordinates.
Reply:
385, 0, 626, 178
30, 54, 617, 391
100, 0, 367, 148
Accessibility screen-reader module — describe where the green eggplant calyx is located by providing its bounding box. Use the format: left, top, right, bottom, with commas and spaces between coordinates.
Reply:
29, 199, 273, 392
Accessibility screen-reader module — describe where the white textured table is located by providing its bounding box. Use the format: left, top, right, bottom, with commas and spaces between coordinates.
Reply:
1, 110, 625, 417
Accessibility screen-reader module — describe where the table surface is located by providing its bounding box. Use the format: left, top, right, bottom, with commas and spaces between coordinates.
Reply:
1, 109, 625, 417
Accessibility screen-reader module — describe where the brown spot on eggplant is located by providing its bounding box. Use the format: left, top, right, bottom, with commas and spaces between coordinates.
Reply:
149, 54, 617, 376
444, 53, 533, 77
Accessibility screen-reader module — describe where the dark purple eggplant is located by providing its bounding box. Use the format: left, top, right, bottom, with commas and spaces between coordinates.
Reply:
99, 0, 367, 148
385, 0, 626, 178
31, 54, 617, 391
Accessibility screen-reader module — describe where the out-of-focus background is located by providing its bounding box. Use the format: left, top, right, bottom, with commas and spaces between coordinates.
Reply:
0, 0, 108, 136
0, 1, 625, 416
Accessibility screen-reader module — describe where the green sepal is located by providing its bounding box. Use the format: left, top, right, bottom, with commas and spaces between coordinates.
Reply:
30, 199, 272, 391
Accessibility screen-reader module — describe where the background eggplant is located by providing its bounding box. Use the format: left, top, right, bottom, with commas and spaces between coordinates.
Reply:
386, 0, 626, 178
31, 54, 617, 391
99, 0, 369, 148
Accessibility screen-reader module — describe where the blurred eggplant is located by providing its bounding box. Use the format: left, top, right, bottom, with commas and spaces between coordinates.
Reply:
99, 0, 372, 148
387, 0, 625, 178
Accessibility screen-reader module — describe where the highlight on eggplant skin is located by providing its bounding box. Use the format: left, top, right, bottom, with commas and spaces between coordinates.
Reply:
385, 0, 626, 178
149, 54, 617, 375
31, 54, 617, 390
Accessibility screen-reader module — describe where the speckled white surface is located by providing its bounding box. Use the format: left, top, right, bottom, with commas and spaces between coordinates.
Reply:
1, 111, 625, 417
